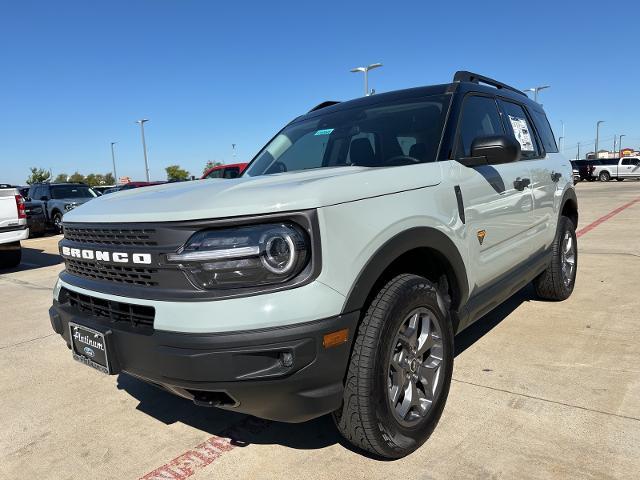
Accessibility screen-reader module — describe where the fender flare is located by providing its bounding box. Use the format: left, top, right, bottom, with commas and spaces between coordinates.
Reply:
341, 227, 469, 314
559, 187, 578, 225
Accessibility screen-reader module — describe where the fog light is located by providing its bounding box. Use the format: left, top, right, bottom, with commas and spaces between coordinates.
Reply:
280, 352, 294, 367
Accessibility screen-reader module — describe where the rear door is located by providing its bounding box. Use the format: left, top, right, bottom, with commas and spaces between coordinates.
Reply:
453, 94, 534, 290
501, 100, 560, 250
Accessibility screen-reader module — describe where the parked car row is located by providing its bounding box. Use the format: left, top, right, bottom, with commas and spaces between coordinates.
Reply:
571, 157, 640, 182
8, 169, 251, 238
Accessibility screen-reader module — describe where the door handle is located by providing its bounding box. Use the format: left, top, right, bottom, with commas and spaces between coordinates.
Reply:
551, 171, 562, 182
513, 177, 531, 191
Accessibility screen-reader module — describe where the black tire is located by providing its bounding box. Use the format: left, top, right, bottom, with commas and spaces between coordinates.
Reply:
333, 274, 454, 459
52, 211, 63, 233
616, 178, 624, 182
599, 171, 610, 182
534, 216, 577, 301
0, 244, 22, 268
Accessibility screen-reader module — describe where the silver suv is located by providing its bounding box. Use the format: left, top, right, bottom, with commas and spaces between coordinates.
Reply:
50, 71, 578, 458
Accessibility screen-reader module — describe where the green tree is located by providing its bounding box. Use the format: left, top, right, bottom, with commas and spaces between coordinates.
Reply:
26, 167, 52, 185
53, 173, 69, 183
166, 165, 190, 181
85, 173, 107, 187
104, 172, 116, 185
68, 171, 85, 183
203, 160, 223, 176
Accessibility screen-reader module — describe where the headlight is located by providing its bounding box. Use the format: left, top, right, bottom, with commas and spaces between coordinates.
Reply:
166, 223, 310, 290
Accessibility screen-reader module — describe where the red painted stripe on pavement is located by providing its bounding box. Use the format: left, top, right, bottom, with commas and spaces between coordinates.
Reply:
139, 417, 271, 480
576, 197, 640, 238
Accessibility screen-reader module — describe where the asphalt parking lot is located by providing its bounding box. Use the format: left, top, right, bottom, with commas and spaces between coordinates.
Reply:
1, 181, 639, 480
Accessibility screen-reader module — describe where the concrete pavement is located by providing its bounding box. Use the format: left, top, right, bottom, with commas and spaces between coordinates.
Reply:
1, 181, 639, 480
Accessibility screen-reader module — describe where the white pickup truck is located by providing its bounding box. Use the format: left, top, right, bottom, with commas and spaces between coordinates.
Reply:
592, 157, 640, 181
0, 185, 28, 268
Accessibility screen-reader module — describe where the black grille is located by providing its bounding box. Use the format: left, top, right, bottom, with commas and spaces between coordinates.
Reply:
65, 259, 159, 287
64, 226, 158, 246
60, 287, 155, 328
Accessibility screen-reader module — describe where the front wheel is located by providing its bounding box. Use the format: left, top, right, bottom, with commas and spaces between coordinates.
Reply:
52, 211, 63, 233
599, 171, 611, 182
333, 274, 454, 459
534, 216, 577, 300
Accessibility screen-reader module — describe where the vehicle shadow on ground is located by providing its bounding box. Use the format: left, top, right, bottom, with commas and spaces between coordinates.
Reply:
117, 285, 536, 461
1, 246, 63, 274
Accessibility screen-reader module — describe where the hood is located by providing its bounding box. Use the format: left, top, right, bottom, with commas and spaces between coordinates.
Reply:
64, 165, 441, 223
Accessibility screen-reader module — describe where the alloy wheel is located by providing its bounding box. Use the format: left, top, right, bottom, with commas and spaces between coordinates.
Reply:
561, 231, 576, 287
387, 307, 444, 426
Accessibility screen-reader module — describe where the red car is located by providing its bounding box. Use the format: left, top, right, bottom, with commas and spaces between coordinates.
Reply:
201, 163, 248, 180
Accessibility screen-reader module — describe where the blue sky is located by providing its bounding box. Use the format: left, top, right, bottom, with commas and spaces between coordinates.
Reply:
1, 0, 639, 184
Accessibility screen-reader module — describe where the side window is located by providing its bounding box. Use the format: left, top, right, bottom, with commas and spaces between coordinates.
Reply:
497, 99, 540, 160
621, 158, 632, 165
529, 108, 558, 153
223, 167, 240, 179
455, 95, 504, 158
205, 168, 223, 179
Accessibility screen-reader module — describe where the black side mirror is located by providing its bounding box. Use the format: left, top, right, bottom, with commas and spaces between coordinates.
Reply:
459, 135, 521, 167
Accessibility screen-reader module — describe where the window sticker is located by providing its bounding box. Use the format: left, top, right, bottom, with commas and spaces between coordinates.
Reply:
508, 115, 534, 152
314, 128, 334, 136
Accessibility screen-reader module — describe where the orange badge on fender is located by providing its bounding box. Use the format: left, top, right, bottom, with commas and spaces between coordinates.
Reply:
477, 230, 486, 245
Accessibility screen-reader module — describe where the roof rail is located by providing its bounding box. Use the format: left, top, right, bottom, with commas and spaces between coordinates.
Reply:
308, 100, 340, 113
453, 71, 526, 97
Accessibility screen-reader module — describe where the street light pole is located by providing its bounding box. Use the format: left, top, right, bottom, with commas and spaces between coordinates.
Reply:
136, 119, 150, 182
595, 120, 605, 160
110, 142, 118, 184
350, 63, 383, 96
619, 134, 626, 157
561, 120, 565, 153
577, 142, 581, 160
524, 85, 550, 103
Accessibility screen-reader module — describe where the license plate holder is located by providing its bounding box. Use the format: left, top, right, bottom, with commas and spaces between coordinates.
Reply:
69, 322, 111, 374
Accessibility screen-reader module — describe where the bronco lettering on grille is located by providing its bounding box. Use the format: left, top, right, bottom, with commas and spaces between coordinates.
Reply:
61, 246, 152, 265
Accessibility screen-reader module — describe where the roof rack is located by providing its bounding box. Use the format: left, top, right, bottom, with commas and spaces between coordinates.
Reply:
453, 71, 526, 97
308, 100, 340, 113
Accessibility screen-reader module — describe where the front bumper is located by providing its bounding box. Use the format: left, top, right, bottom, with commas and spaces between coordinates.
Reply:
50, 299, 359, 423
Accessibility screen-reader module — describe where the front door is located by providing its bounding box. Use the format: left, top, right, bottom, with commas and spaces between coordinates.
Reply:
451, 94, 534, 293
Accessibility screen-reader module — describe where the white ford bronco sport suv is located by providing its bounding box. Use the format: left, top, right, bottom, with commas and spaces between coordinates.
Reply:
50, 71, 578, 458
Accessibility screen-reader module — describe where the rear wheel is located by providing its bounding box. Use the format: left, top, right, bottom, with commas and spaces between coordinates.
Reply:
333, 274, 454, 459
534, 216, 577, 301
0, 243, 22, 268
599, 171, 611, 182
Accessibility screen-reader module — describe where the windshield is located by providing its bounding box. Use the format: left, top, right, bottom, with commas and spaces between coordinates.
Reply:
50, 185, 97, 199
245, 94, 450, 176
